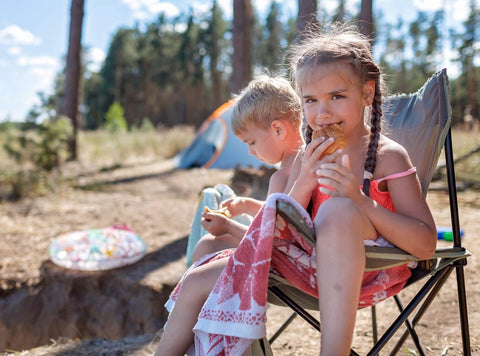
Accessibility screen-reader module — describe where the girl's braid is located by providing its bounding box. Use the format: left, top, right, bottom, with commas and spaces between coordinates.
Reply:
362, 80, 383, 197
305, 124, 313, 145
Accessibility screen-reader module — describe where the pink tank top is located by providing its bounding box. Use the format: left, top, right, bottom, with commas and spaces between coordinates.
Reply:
311, 167, 417, 219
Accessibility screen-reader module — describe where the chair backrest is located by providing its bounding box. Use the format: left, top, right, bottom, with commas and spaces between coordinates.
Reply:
383, 69, 451, 195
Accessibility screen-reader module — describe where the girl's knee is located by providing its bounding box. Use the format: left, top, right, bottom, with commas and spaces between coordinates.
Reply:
314, 198, 371, 240
315, 198, 362, 224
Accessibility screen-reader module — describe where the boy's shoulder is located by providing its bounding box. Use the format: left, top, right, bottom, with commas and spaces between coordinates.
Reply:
268, 168, 288, 193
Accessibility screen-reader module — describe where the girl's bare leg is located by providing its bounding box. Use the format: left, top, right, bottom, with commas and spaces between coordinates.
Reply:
192, 233, 239, 263
155, 257, 229, 356
314, 198, 375, 356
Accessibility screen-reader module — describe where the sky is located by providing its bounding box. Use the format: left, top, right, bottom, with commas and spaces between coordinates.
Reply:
0, 0, 476, 121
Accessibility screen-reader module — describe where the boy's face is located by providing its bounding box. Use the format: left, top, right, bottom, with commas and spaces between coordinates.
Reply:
236, 123, 283, 165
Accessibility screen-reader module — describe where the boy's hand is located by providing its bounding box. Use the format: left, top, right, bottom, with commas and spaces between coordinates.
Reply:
220, 198, 244, 217
201, 210, 232, 236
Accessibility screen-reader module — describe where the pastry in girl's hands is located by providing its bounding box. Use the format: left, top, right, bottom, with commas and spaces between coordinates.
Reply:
312, 123, 345, 158
204, 206, 232, 217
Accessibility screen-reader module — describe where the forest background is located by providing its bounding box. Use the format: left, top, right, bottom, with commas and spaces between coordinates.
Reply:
0, 0, 479, 199
0, 1, 479, 352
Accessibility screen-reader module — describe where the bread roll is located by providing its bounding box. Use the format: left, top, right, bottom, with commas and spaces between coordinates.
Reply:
311, 123, 345, 158
204, 206, 231, 217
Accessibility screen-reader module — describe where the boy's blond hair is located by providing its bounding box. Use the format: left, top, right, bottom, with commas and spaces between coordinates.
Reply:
231, 74, 302, 135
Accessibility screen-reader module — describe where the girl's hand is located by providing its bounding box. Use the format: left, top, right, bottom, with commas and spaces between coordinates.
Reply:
289, 137, 343, 206
201, 211, 231, 236
298, 137, 343, 189
316, 154, 365, 203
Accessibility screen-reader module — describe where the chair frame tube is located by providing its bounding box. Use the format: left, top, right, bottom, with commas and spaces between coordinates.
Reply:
445, 129, 471, 355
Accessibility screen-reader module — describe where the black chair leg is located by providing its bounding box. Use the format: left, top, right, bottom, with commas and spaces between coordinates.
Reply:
371, 305, 378, 344
393, 295, 426, 356
367, 266, 451, 355
268, 312, 297, 344
268, 286, 320, 331
268, 286, 361, 356
455, 265, 471, 355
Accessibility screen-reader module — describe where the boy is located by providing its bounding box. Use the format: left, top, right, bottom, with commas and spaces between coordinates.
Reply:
192, 74, 304, 262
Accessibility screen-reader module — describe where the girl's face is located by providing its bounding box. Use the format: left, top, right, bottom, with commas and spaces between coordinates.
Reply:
299, 62, 375, 139
236, 122, 284, 165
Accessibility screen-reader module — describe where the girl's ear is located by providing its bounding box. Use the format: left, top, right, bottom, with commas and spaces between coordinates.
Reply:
362, 80, 376, 106
271, 120, 287, 139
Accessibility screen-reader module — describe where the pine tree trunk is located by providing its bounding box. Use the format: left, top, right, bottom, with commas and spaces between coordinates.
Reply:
62, 0, 84, 160
211, 52, 221, 109
359, 0, 374, 41
297, 0, 317, 42
232, 0, 253, 93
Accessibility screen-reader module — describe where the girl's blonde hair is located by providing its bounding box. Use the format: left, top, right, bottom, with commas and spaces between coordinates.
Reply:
289, 24, 387, 196
231, 74, 302, 136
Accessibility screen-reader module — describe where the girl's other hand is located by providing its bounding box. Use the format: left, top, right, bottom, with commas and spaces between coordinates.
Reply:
316, 154, 364, 203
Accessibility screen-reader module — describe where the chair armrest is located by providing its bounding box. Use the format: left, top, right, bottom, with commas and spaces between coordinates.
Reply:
365, 246, 471, 272
276, 199, 316, 245
276, 198, 471, 272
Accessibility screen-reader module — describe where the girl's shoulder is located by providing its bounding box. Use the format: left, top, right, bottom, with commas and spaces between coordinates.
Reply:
375, 135, 413, 178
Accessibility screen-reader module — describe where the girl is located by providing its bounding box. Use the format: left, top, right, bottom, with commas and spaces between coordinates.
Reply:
155, 26, 437, 356
285, 25, 437, 354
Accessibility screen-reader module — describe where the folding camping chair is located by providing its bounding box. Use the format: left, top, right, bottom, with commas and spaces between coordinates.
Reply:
266, 69, 472, 355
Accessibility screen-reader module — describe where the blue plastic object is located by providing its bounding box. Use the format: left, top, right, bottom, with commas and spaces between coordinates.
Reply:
437, 226, 464, 241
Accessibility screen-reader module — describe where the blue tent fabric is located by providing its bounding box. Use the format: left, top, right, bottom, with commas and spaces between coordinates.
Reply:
174, 102, 267, 169
175, 120, 222, 168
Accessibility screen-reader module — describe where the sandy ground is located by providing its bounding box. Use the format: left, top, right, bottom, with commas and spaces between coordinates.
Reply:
1, 159, 479, 355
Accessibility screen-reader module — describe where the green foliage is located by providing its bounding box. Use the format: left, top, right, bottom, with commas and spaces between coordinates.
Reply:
20, 2, 477, 135
0, 169, 53, 201
3, 117, 72, 171
105, 102, 128, 132
139, 117, 155, 131
0, 117, 72, 200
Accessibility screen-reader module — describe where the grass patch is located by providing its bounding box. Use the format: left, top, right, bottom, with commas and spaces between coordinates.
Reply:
0, 125, 195, 200
447, 128, 480, 183
78, 125, 195, 168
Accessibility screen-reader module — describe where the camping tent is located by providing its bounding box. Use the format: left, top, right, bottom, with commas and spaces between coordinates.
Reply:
174, 101, 268, 169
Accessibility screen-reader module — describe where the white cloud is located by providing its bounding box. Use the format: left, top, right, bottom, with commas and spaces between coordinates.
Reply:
217, 0, 232, 18
122, 0, 181, 20
17, 55, 59, 67
413, 0, 480, 23
412, 0, 443, 12
86, 47, 106, 72
0, 25, 41, 46
321, 0, 340, 13
187, 1, 211, 16
253, 0, 272, 17
7, 46, 21, 55
29, 67, 58, 89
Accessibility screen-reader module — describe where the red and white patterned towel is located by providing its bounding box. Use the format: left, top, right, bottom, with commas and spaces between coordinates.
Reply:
166, 193, 411, 356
